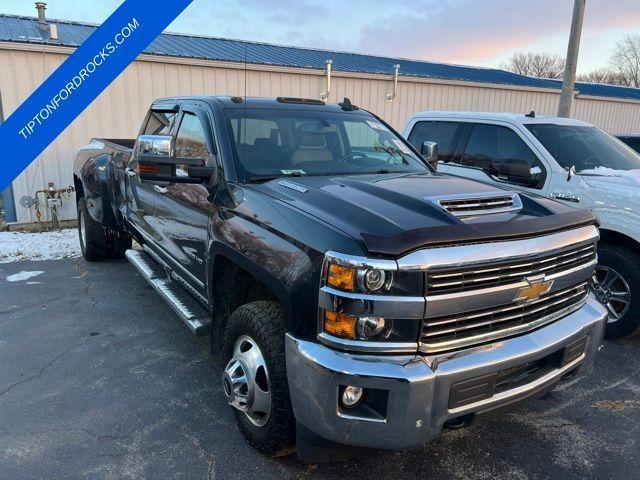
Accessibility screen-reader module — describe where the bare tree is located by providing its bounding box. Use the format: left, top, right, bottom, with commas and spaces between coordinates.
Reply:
500, 52, 566, 79
577, 68, 628, 86
610, 34, 640, 87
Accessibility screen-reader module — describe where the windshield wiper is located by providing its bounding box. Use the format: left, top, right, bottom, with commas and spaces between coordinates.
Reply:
248, 171, 307, 183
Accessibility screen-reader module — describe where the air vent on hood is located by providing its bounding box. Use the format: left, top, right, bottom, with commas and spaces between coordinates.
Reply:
429, 192, 523, 217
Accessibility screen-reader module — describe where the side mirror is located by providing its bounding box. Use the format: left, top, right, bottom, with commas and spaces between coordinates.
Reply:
136, 134, 215, 184
138, 134, 173, 157
421, 141, 439, 169
498, 159, 543, 187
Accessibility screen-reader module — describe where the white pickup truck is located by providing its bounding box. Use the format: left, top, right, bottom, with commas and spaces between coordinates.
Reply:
404, 112, 640, 339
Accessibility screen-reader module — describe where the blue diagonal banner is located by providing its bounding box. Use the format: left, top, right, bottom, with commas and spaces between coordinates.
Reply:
0, 0, 193, 191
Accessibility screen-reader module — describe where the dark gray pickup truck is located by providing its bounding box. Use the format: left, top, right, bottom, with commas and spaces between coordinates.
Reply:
73, 96, 607, 459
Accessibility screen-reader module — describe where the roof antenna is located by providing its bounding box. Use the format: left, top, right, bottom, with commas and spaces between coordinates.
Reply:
338, 97, 358, 111
525, 110, 535, 118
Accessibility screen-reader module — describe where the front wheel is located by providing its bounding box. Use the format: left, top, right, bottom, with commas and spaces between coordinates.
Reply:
222, 301, 295, 457
592, 244, 640, 339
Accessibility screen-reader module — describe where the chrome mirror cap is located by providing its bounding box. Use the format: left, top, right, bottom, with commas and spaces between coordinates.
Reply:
421, 141, 438, 165
137, 134, 173, 157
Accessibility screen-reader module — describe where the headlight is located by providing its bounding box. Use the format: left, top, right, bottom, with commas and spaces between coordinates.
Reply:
356, 316, 392, 340
360, 268, 388, 292
325, 263, 394, 293
322, 310, 419, 342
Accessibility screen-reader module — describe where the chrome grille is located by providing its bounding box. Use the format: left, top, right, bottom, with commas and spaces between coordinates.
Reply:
432, 192, 522, 217
426, 243, 597, 295
420, 283, 589, 353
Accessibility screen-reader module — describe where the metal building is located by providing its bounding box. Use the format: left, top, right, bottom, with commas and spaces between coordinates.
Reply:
2, 9, 640, 224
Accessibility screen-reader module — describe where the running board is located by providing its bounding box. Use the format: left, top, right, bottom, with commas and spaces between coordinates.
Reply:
125, 249, 211, 336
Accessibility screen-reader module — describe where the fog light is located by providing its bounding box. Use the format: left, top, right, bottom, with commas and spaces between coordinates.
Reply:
341, 385, 363, 408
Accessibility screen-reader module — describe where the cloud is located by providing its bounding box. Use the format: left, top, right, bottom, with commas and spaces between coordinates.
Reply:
354, 0, 640, 65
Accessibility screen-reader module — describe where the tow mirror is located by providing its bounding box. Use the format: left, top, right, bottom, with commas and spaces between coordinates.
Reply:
138, 134, 173, 157
498, 159, 543, 187
421, 141, 439, 169
136, 134, 214, 184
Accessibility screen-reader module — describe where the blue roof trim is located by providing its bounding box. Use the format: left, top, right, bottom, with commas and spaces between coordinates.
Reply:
2, 13, 640, 102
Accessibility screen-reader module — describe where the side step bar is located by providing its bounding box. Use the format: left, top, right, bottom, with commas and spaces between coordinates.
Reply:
125, 249, 211, 336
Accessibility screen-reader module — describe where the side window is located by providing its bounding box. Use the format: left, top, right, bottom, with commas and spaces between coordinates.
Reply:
143, 110, 176, 136
407, 121, 462, 162
174, 112, 209, 176
462, 124, 544, 188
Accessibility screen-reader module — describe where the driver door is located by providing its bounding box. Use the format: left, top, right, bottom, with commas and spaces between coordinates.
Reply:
153, 106, 215, 290
126, 108, 177, 241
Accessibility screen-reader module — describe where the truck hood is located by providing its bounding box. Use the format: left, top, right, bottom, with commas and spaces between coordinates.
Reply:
580, 168, 640, 188
251, 173, 596, 256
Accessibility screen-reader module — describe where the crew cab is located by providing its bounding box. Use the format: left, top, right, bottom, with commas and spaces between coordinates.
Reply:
73, 97, 606, 459
404, 112, 640, 339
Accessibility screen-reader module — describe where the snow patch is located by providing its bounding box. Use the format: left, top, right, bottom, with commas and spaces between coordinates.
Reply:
0, 229, 81, 263
6, 271, 44, 282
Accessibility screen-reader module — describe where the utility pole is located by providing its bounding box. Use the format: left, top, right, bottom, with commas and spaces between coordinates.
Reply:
558, 0, 585, 117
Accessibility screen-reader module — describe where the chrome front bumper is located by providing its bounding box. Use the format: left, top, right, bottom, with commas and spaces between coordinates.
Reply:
286, 295, 607, 450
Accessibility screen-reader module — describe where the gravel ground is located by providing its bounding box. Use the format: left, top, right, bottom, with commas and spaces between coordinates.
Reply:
0, 258, 638, 479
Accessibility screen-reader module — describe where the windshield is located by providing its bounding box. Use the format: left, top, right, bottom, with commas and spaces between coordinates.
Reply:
525, 123, 640, 172
226, 108, 430, 181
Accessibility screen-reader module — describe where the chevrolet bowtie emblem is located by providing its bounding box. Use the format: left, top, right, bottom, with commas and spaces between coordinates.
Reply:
515, 276, 554, 303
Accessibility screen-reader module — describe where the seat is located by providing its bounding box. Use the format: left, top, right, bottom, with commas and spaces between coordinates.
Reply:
292, 132, 333, 164
240, 138, 291, 171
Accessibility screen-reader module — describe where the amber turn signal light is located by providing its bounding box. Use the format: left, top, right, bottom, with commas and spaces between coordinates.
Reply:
138, 163, 161, 174
324, 310, 356, 339
327, 264, 356, 291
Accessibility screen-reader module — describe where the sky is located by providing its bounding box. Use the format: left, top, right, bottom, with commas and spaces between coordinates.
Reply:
0, 0, 639, 74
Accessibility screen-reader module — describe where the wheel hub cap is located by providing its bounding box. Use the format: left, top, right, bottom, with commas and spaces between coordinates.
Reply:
222, 335, 271, 427
591, 266, 631, 323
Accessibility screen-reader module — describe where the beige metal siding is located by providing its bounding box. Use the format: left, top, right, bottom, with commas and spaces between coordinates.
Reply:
2, 44, 640, 223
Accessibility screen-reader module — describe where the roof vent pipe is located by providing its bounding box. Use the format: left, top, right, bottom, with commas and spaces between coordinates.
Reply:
35, 2, 47, 30
386, 64, 400, 101
320, 59, 332, 102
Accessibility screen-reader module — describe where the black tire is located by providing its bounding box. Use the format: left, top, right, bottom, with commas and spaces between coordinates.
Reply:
595, 244, 640, 339
77, 198, 109, 262
222, 301, 296, 457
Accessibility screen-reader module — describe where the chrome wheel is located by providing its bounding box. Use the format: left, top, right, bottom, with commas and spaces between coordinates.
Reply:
222, 335, 271, 427
592, 266, 631, 323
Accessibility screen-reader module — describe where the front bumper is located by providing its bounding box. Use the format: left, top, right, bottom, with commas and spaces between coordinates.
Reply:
286, 295, 607, 450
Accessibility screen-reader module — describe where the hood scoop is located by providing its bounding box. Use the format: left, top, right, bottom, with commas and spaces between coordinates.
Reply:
428, 192, 523, 217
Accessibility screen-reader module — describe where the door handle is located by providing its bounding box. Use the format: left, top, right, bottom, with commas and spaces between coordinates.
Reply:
125, 167, 137, 177
153, 185, 168, 194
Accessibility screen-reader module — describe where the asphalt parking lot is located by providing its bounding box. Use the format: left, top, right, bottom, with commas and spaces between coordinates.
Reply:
1, 258, 639, 479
